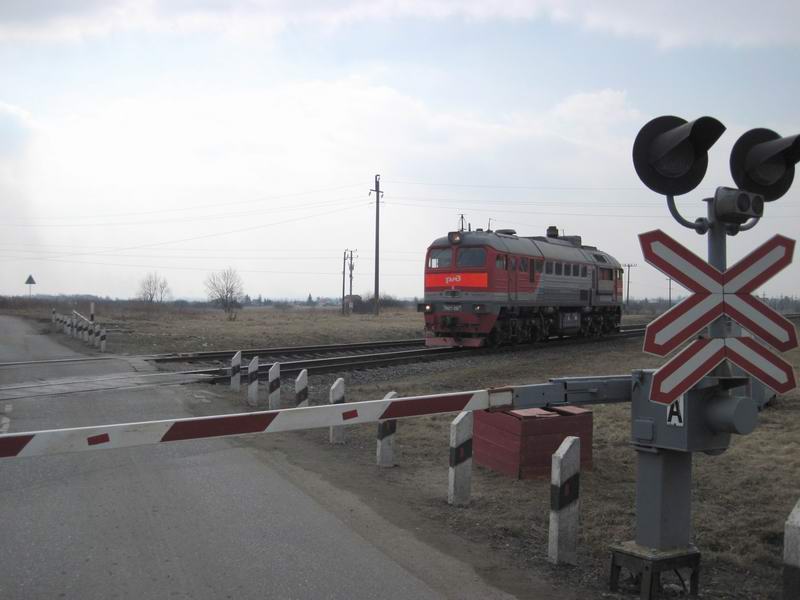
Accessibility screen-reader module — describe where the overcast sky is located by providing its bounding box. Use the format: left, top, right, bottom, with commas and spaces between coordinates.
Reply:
1, 1, 799, 301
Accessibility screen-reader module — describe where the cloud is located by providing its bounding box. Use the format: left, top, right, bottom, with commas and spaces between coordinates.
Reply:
0, 0, 797, 47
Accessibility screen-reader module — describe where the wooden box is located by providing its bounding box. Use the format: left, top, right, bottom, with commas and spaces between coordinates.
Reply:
473, 406, 592, 479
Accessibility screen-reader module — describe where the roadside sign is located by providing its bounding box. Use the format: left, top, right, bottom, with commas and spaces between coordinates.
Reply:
640, 230, 797, 356
640, 229, 797, 404
666, 397, 685, 427
25, 275, 36, 285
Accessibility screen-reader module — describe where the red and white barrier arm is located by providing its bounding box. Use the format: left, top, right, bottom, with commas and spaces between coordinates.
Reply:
0, 388, 513, 460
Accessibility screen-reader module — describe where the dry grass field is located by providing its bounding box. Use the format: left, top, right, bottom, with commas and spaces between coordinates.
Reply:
5, 300, 798, 598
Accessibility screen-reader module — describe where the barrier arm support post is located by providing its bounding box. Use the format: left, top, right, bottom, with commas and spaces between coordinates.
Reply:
548, 436, 581, 565
376, 391, 397, 467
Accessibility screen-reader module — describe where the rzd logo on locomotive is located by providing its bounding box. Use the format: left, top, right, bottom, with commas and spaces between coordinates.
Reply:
445, 275, 462, 284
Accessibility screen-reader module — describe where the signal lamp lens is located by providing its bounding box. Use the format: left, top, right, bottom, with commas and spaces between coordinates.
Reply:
736, 192, 750, 212
752, 195, 764, 216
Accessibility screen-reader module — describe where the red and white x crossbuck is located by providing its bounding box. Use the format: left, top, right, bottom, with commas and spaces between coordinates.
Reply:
0, 388, 513, 460
640, 230, 798, 404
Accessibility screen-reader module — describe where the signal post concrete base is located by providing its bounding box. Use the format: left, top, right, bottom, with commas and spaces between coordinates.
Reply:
609, 541, 699, 600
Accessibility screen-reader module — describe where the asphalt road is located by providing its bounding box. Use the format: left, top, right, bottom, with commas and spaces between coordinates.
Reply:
0, 316, 515, 600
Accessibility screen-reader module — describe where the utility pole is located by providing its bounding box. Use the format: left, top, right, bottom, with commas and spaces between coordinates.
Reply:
622, 263, 637, 307
370, 175, 383, 315
341, 250, 348, 316
348, 250, 355, 301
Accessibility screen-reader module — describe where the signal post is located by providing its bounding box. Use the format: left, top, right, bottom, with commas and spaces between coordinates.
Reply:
610, 116, 800, 598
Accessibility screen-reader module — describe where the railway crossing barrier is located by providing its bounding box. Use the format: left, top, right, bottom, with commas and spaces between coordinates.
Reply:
230, 351, 241, 392
329, 378, 346, 444
268, 363, 281, 409
548, 436, 580, 565
786, 499, 800, 599
247, 356, 259, 407
51, 308, 108, 353
376, 391, 397, 468
295, 369, 308, 407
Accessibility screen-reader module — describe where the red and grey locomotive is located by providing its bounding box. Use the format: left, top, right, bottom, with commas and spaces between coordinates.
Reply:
419, 226, 623, 347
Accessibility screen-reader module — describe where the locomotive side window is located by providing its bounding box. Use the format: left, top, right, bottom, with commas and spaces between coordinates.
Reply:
572, 264, 579, 277
581, 265, 587, 277
427, 248, 452, 269
535, 260, 544, 273
555, 263, 563, 276
599, 268, 613, 280
495, 255, 507, 270
519, 258, 529, 272
456, 248, 486, 267
509, 257, 516, 271
545, 261, 553, 274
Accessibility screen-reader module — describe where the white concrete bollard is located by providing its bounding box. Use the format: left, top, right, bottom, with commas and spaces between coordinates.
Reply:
90, 302, 95, 325
376, 391, 398, 468
93, 325, 100, 348
548, 436, 581, 566
329, 378, 346, 444
83, 321, 90, 343
247, 356, 259, 407
785, 499, 800, 599
51, 309, 56, 324
100, 328, 107, 353
268, 362, 281, 409
230, 351, 242, 392
63, 316, 68, 335
448, 411, 473, 506
295, 369, 309, 407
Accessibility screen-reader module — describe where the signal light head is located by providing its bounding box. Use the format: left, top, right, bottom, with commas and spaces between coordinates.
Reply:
730, 128, 800, 201
633, 115, 726, 196
448, 231, 462, 244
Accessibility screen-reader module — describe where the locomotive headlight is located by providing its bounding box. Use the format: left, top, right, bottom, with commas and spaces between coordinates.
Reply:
424, 304, 433, 313
447, 231, 462, 244
473, 304, 486, 313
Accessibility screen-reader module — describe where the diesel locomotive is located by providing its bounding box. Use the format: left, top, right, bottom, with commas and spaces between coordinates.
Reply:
419, 226, 623, 347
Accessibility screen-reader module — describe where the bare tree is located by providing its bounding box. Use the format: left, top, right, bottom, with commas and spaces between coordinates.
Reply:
205, 267, 244, 320
138, 272, 170, 304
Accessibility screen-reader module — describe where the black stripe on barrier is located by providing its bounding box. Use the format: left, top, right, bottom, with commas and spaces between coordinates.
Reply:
268, 378, 281, 394
449, 438, 473, 468
100, 333, 107, 341
248, 369, 258, 385
550, 472, 580, 511
295, 388, 308, 406
231, 364, 240, 376
377, 420, 397, 440
333, 395, 345, 405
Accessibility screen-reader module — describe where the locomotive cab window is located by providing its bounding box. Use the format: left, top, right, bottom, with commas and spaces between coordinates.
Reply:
534, 260, 544, 273
599, 268, 613, 280
427, 248, 452, 269
456, 247, 486, 268
495, 255, 507, 270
